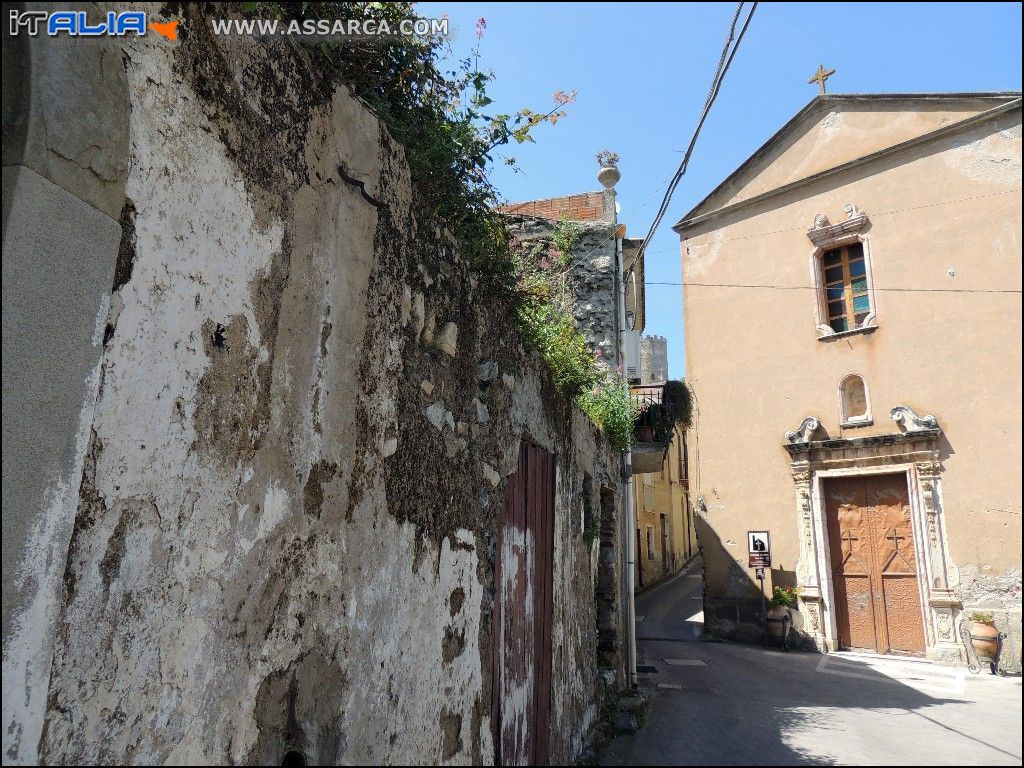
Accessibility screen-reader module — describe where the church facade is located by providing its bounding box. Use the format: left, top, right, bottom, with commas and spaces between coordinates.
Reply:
675, 93, 1022, 668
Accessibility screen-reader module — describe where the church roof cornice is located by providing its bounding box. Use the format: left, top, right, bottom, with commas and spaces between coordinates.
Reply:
673, 92, 1022, 235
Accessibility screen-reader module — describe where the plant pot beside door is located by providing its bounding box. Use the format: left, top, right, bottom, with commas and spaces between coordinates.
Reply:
968, 612, 1000, 659
767, 586, 797, 645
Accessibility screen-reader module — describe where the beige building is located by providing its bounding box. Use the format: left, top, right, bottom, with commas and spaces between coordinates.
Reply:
675, 93, 1021, 668
633, 423, 697, 590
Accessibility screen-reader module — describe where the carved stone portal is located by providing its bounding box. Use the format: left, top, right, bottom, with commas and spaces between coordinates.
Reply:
784, 416, 963, 663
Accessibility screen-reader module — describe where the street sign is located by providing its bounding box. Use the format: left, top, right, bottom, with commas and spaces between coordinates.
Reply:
748, 530, 771, 568
754, 566, 765, 579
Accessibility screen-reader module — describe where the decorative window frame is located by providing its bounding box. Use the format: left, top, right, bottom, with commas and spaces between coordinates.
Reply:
839, 373, 872, 428
807, 204, 878, 340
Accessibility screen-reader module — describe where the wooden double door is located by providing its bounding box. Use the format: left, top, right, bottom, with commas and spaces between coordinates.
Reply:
492, 442, 555, 766
823, 473, 926, 655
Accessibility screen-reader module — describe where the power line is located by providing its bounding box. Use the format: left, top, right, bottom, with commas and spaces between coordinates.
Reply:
645, 281, 1022, 294
636, 1, 758, 263
506, 3, 755, 279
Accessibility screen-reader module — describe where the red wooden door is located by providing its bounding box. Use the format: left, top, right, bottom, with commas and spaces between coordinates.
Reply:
824, 474, 926, 655
493, 441, 555, 766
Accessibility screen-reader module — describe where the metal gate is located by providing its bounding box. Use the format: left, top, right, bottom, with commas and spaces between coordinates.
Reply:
824, 473, 926, 655
492, 441, 555, 766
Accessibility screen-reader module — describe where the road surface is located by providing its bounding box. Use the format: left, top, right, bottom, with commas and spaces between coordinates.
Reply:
602, 558, 1023, 765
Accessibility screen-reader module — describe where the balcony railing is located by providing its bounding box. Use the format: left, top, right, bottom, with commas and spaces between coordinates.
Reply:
629, 382, 682, 474
631, 384, 676, 444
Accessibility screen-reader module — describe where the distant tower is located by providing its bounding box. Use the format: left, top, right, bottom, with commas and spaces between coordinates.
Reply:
639, 335, 669, 384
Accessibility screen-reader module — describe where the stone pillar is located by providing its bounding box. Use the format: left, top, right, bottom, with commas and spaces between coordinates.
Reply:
791, 456, 827, 650
915, 459, 964, 663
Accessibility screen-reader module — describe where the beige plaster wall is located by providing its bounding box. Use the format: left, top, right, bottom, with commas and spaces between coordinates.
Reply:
681, 108, 1021, 611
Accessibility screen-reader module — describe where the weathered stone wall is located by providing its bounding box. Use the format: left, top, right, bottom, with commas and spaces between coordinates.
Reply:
503, 214, 620, 369
2, 5, 624, 764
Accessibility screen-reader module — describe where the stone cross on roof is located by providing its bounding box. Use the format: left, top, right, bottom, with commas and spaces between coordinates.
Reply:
808, 64, 836, 94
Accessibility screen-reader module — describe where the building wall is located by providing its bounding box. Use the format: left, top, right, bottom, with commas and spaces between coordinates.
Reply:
680, 104, 1022, 664
634, 427, 695, 589
2, 10, 627, 764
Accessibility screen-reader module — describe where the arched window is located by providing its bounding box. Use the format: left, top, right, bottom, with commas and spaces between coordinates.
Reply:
840, 374, 872, 427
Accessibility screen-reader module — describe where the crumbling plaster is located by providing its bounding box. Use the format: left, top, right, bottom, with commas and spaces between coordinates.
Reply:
2, 8, 622, 765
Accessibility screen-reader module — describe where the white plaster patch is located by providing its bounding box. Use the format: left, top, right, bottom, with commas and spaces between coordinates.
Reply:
258, 483, 290, 540
482, 462, 501, 488
942, 122, 1022, 185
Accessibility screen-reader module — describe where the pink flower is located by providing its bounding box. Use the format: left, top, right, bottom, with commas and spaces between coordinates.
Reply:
539, 256, 552, 270
553, 90, 576, 106
594, 348, 604, 359
475, 17, 487, 39
616, 364, 624, 375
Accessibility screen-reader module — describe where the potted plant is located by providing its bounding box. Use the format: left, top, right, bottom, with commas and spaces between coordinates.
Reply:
967, 611, 1000, 659
596, 150, 621, 189
767, 586, 797, 639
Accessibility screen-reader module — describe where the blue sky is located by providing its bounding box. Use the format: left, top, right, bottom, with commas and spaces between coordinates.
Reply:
420, 2, 1022, 377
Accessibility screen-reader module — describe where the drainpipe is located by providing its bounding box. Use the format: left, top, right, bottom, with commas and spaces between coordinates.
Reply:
601, 163, 637, 689
617, 235, 639, 689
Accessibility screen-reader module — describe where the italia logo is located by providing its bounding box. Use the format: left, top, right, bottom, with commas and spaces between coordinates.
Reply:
9, 10, 179, 40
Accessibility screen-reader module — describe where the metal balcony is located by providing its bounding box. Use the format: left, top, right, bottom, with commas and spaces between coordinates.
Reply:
630, 383, 676, 474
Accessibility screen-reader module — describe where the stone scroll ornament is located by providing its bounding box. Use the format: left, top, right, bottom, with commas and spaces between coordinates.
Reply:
785, 416, 821, 444
807, 204, 869, 247
890, 405, 940, 433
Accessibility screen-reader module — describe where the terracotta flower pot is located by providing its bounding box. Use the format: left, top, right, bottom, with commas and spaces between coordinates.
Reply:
767, 605, 789, 638
971, 620, 1000, 659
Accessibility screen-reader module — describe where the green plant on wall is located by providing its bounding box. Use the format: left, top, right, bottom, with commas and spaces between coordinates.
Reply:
517, 299, 598, 398
510, 215, 638, 450
578, 373, 642, 452
551, 213, 582, 268
238, 4, 639, 451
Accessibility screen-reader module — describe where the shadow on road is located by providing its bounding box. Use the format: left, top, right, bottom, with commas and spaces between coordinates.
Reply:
602, 558, 1023, 766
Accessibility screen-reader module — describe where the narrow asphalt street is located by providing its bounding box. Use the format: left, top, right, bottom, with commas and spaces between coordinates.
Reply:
602, 559, 1023, 766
